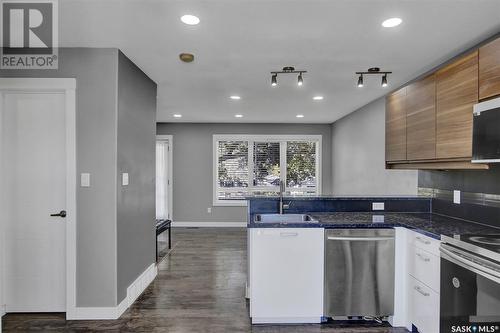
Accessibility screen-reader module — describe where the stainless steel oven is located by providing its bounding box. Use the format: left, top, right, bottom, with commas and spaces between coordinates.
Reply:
440, 235, 500, 333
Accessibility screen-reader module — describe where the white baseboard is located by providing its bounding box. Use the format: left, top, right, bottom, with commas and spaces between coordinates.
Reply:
125, 263, 157, 309
172, 221, 246, 227
69, 263, 157, 320
251, 317, 322, 324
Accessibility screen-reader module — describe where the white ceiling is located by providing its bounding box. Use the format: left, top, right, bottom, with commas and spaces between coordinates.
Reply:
60, 0, 500, 123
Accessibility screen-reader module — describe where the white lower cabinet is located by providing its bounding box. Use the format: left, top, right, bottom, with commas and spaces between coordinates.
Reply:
249, 228, 324, 324
408, 276, 440, 333
405, 230, 441, 333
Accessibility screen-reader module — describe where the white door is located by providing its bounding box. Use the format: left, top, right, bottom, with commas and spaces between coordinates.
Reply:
156, 138, 172, 220
2, 91, 66, 312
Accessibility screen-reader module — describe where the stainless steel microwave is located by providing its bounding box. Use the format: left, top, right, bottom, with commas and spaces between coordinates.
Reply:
472, 96, 500, 163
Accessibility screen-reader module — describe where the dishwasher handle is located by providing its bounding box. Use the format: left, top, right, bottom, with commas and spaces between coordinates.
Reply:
327, 236, 394, 241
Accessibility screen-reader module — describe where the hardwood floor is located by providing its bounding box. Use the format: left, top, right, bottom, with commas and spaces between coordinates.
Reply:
2, 228, 409, 332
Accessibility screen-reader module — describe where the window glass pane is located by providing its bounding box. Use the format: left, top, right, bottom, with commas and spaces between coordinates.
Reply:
217, 141, 248, 199
286, 141, 316, 191
253, 142, 280, 187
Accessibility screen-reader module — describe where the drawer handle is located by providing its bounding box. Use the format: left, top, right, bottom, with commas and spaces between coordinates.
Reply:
280, 232, 298, 237
414, 286, 430, 297
416, 253, 431, 262
415, 236, 431, 245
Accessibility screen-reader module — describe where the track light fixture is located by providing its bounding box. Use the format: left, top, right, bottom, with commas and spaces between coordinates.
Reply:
381, 74, 388, 87
270, 67, 307, 87
357, 75, 364, 88
355, 67, 392, 88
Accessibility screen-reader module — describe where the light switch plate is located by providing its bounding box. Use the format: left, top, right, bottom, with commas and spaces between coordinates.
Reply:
81, 173, 90, 187
207, 207, 212, 214
122, 173, 129, 186
453, 190, 461, 204
372, 202, 385, 211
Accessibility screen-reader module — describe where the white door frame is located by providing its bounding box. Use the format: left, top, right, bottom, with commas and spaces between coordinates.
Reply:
156, 135, 173, 220
0, 78, 77, 319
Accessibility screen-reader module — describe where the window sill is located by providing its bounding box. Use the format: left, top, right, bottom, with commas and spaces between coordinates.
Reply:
213, 200, 248, 207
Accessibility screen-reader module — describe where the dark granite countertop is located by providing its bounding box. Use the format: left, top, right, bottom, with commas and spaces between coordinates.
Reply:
248, 212, 500, 240
246, 195, 429, 201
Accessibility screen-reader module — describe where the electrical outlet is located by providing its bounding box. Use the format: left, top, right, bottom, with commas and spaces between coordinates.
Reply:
207, 207, 212, 214
122, 173, 129, 186
372, 215, 385, 223
372, 202, 385, 211
453, 190, 461, 204
80, 173, 90, 187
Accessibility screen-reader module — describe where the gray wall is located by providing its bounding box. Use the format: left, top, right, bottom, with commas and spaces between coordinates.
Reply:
331, 98, 418, 196
156, 123, 332, 223
1, 48, 119, 306
1, 48, 157, 308
116, 52, 157, 303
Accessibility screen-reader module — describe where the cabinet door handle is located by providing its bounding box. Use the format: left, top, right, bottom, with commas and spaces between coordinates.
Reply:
280, 232, 298, 237
414, 286, 430, 297
416, 252, 430, 262
415, 236, 431, 245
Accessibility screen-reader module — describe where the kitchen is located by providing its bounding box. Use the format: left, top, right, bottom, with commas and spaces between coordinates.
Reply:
1, 1, 500, 333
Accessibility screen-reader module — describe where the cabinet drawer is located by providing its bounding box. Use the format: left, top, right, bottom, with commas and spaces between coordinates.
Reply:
408, 276, 440, 333
408, 231, 440, 256
407, 245, 440, 293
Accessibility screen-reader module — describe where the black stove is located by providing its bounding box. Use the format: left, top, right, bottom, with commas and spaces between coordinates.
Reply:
440, 234, 500, 333
442, 234, 500, 263
466, 235, 500, 247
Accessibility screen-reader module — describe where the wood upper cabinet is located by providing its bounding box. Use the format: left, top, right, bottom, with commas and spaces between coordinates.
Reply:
406, 75, 436, 161
386, 87, 407, 162
479, 37, 500, 100
436, 51, 478, 159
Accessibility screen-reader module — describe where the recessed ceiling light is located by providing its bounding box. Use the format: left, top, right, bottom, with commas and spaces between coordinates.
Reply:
296, 114, 304, 118
382, 17, 402, 28
173, 114, 182, 118
313, 96, 324, 100
180, 14, 200, 25
230, 95, 241, 100
234, 114, 243, 118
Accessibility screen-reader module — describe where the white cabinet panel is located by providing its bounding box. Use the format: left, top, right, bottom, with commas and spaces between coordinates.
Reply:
408, 245, 440, 293
250, 228, 324, 323
408, 276, 440, 333
408, 231, 441, 256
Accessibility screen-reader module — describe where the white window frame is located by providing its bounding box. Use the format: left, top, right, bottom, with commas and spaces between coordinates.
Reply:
213, 134, 322, 206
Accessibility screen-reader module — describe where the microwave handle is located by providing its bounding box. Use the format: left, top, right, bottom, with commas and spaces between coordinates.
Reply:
440, 244, 500, 283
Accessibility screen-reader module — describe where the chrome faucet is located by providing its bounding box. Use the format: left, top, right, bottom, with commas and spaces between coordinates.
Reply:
279, 180, 290, 214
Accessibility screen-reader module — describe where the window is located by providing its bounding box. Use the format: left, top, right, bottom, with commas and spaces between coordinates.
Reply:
213, 135, 321, 206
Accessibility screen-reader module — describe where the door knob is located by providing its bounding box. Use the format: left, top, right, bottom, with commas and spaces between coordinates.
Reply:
50, 210, 67, 218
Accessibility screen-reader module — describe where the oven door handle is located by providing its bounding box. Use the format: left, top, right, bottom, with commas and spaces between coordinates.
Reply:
440, 244, 500, 283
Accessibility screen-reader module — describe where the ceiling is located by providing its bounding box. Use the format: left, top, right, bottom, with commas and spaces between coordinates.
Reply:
60, 0, 500, 123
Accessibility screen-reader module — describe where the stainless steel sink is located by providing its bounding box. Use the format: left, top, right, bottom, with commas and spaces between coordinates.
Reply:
254, 214, 318, 223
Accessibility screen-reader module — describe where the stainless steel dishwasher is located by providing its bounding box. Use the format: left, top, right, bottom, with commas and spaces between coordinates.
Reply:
324, 229, 395, 318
